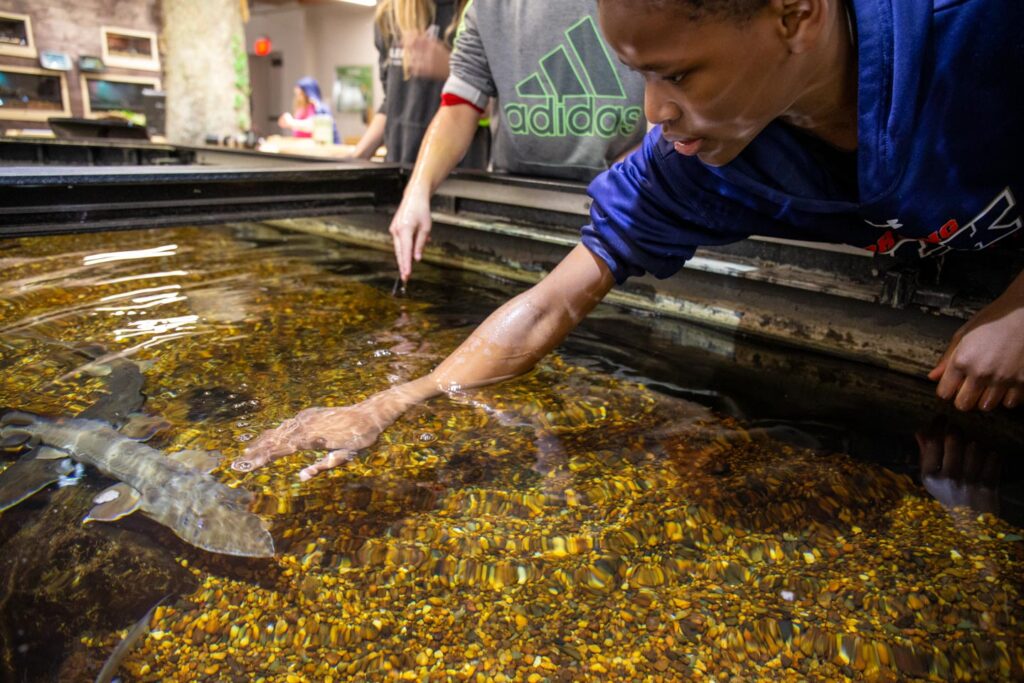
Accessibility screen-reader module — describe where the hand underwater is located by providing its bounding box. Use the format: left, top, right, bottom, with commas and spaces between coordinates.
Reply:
914, 418, 1001, 514
231, 402, 396, 481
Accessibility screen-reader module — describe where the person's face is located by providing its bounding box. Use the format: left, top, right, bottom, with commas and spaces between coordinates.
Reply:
293, 86, 309, 109
599, 2, 803, 167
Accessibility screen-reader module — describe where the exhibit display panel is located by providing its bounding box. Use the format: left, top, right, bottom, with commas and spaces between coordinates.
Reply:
0, 11, 36, 59
0, 65, 70, 121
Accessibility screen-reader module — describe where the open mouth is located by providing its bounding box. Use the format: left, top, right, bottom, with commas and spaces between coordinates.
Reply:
672, 137, 704, 156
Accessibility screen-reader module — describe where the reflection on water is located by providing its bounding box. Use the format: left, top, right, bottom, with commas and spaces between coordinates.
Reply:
0, 225, 1021, 681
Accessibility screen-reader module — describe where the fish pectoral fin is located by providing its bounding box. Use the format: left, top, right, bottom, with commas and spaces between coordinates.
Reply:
84, 483, 142, 524
0, 447, 74, 512
118, 414, 171, 441
35, 445, 71, 460
135, 359, 157, 373
82, 362, 113, 377
0, 415, 39, 451
0, 431, 32, 450
168, 449, 222, 473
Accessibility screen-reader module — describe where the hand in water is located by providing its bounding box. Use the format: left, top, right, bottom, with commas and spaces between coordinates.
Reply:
914, 418, 1002, 514
389, 191, 432, 282
231, 403, 396, 481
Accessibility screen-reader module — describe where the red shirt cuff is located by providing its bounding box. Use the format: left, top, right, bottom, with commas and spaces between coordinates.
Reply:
441, 93, 484, 113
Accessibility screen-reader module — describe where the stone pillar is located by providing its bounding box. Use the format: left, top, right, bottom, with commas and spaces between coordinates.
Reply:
160, 0, 250, 144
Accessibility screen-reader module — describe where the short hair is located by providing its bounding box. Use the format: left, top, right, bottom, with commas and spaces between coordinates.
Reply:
598, 0, 771, 22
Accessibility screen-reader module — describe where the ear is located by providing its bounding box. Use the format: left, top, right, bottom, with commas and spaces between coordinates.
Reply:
770, 0, 827, 54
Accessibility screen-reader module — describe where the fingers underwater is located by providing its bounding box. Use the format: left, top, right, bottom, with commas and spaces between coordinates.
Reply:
298, 449, 355, 482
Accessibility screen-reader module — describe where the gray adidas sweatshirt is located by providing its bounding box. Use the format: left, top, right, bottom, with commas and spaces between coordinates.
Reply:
444, 0, 646, 182
376, 0, 488, 167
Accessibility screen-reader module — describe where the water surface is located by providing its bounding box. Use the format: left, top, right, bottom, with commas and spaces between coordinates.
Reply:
0, 224, 1021, 682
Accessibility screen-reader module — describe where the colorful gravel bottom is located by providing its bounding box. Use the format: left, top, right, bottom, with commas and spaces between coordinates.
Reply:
0, 226, 1020, 682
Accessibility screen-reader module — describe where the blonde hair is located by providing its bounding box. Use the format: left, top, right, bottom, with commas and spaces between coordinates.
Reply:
376, 0, 469, 77
375, 1, 435, 45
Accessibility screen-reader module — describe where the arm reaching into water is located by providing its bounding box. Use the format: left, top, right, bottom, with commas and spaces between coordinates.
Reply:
389, 103, 481, 282
231, 244, 615, 480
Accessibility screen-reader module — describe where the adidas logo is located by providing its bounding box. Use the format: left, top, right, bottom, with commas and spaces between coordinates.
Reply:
503, 17, 643, 139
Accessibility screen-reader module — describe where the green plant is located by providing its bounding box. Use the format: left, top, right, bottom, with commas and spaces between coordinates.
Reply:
231, 32, 251, 131
106, 110, 146, 126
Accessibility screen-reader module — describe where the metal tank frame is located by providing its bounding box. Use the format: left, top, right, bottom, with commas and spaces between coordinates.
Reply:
1, 137, 1021, 377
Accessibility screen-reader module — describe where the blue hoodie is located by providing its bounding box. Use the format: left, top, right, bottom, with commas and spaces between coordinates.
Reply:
582, 0, 1024, 283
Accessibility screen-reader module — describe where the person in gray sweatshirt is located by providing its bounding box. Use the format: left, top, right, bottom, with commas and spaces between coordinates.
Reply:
388, 0, 647, 282
348, 0, 489, 167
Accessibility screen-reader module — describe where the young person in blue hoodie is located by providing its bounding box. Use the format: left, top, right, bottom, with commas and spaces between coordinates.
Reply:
234, 0, 1022, 480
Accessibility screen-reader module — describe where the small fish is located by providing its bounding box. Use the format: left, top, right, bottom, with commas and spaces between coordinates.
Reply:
0, 412, 274, 558
94, 595, 168, 683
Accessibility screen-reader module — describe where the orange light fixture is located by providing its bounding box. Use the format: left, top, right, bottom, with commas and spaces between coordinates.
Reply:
254, 36, 272, 57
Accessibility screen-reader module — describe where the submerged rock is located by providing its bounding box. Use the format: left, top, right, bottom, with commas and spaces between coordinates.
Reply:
183, 387, 261, 422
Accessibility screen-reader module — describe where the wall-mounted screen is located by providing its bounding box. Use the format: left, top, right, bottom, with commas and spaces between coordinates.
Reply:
81, 75, 160, 120
0, 66, 70, 120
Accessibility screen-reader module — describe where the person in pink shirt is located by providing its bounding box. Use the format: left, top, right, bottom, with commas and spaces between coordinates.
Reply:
278, 76, 339, 143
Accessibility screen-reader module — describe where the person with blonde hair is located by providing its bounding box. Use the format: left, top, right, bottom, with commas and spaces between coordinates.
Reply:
348, 0, 488, 166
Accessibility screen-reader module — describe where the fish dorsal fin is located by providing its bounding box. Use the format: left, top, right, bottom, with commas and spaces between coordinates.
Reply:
36, 445, 70, 460
168, 449, 222, 473
84, 483, 142, 523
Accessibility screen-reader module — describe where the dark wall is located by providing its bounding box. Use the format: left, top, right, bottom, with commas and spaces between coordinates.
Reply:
0, 0, 161, 132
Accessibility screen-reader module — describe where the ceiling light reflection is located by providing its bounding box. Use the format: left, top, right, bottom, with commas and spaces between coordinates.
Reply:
99, 285, 181, 302
83, 244, 178, 265
97, 270, 189, 285
112, 315, 198, 342
96, 290, 187, 313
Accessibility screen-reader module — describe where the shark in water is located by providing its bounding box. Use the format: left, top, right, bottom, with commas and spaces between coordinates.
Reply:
0, 342, 273, 558
0, 411, 274, 558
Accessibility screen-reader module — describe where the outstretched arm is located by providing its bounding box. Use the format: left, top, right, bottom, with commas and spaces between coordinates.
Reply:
278, 112, 314, 134
929, 270, 1024, 411
349, 112, 387, 160
389, 103, 480, 282
232, 244, 615, 479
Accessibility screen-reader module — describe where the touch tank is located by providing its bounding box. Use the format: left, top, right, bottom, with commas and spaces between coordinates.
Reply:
0, 157, 1020, 682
